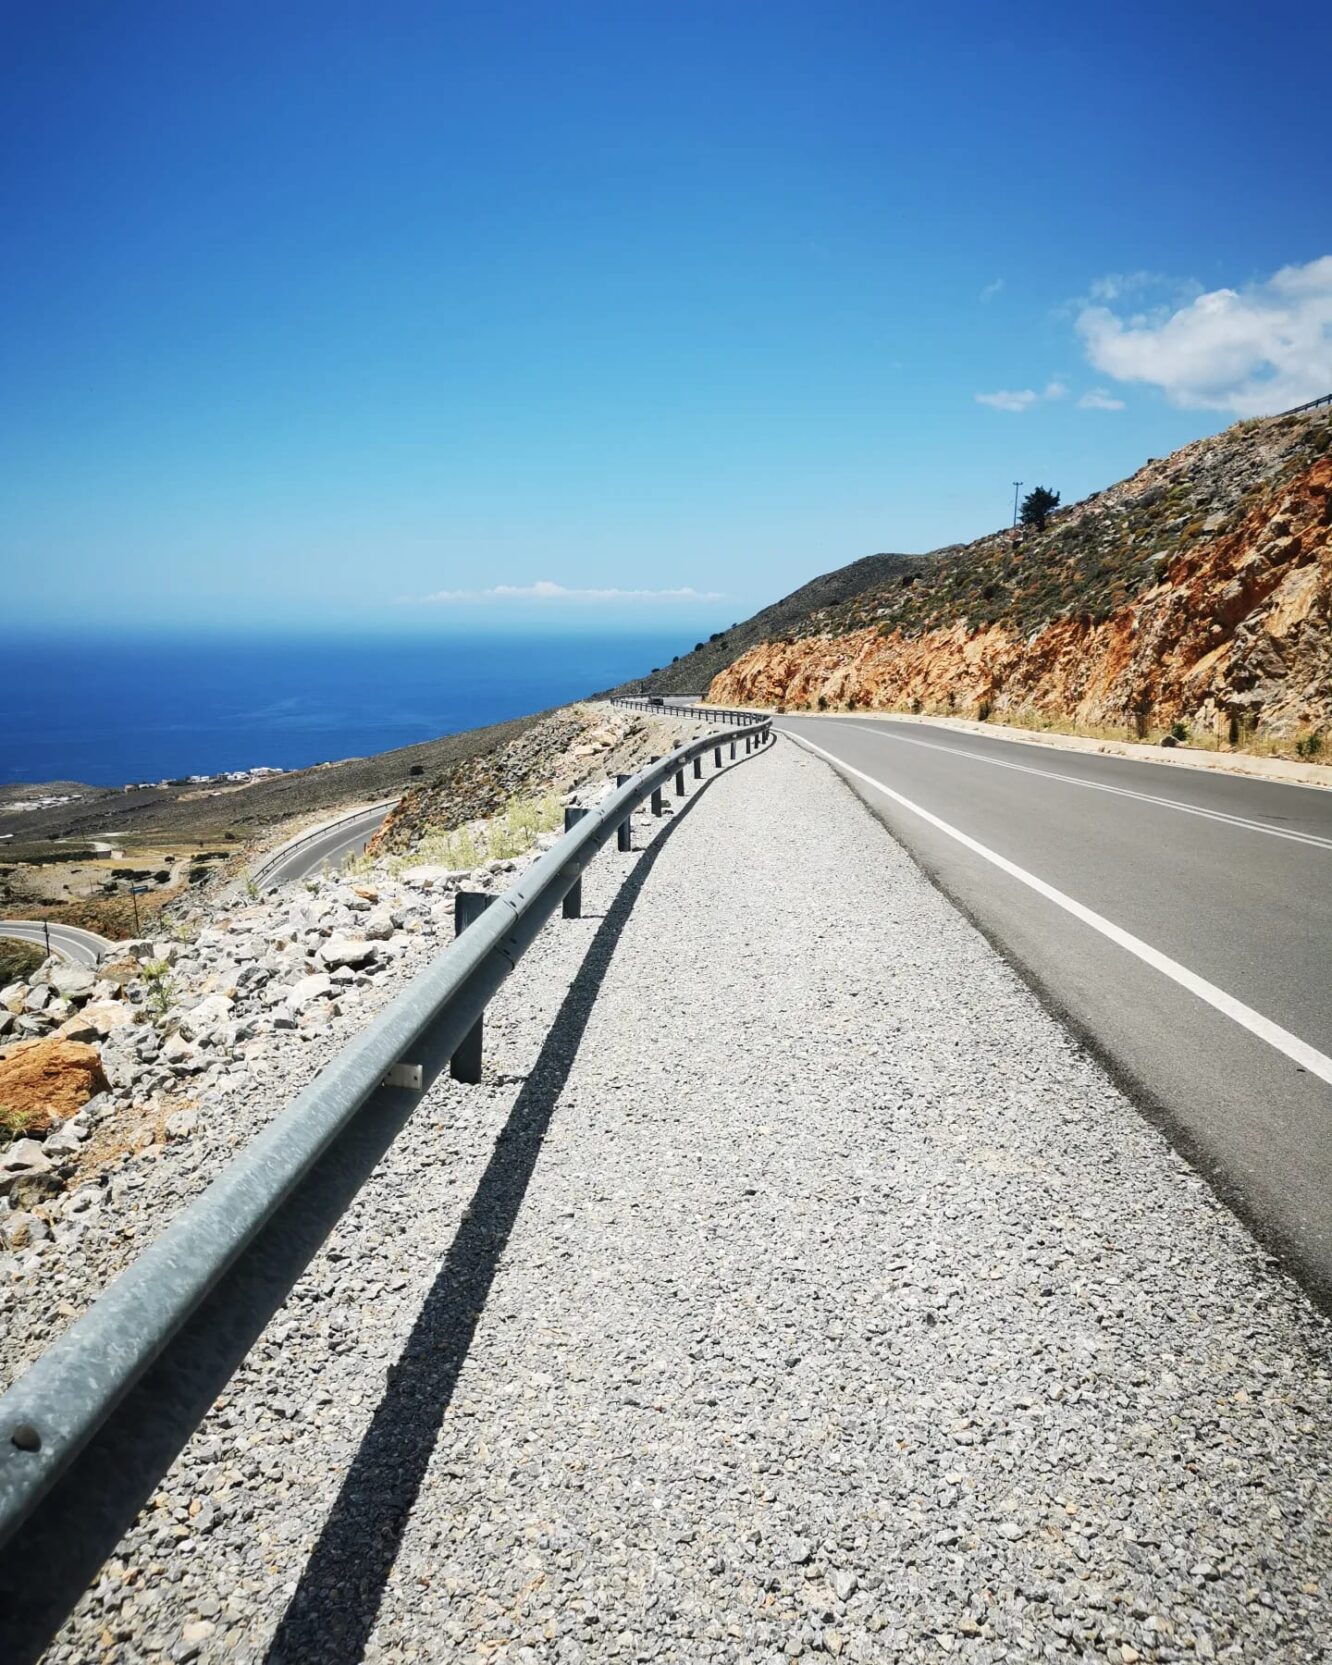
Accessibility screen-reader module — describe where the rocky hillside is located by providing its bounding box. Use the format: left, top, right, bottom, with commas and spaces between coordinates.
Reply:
600, 552, 928, 699
709, 409, 1332, 749
370, 702, 706, 855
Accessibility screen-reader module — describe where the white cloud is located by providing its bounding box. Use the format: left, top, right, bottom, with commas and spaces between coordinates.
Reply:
1078, 388, 1126, 411
974, 379, 1066, 413
975, 388, 1039, 412
1077, 255, 1332, 414
980, 278, 1004, 302
412, 580, 724, 605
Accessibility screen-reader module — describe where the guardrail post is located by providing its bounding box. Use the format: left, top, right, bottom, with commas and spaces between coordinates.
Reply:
674, 765, 686, 796
616, 774, 632, 851
562, 807, 588, 917
648, 758, 663, 816
450, 891, 495, 1083
713, 744, 722, 769
729, 738, 736, 760
692, 755, 702, 779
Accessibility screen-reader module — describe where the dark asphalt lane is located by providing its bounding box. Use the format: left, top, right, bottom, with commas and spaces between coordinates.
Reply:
0, 922, 114, 967
779, 715, 1332, 1301
253, 802, 396, 889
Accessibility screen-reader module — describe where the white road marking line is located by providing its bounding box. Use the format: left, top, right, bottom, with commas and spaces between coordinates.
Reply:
842, 722, 1332, 851
784, 728, 1332, 1087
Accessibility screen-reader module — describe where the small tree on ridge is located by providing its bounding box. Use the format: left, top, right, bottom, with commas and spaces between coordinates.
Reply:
1020, 485, 1060, 532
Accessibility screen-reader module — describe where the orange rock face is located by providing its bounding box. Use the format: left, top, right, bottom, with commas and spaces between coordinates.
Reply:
0, 1038, 109, 1136
709, 452, 1332, 740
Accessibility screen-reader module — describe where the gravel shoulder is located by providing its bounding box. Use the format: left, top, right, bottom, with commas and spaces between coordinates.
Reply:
33, 737, 1332, 1664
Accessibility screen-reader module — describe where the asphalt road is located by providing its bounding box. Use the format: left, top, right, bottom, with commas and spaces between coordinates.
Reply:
779, 715, 1332, 1301
252, 801, 396, 889
0, 921, 114, 968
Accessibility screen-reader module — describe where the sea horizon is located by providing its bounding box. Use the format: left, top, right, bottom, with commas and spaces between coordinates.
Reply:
1, 628, 695, 790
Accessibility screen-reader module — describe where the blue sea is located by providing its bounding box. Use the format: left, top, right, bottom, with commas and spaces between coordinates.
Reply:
1, 632, 689, 788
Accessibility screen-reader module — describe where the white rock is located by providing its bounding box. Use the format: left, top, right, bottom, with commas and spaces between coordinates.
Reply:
287, 972, 333, 1009
83, 1000, 133, 1036
49, 963, 97, 1001
180, 994, 233, 1037
319, 937, 377, 969
164, 1108, 199, 1140
363, 907, 395, 941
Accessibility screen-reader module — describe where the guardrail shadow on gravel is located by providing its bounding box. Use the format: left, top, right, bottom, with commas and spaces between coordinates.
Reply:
0, 722, 771, 1664
263, 776, 720, 1665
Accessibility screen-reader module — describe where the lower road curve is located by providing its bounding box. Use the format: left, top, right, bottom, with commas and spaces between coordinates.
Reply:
0, 921, 113, 968
779, 713, 1332, 1300
250, 799, 397, 889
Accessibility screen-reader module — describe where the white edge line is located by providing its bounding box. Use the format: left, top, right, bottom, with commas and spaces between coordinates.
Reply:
782, 727, 1332, 1088
840, 722, 1332, 851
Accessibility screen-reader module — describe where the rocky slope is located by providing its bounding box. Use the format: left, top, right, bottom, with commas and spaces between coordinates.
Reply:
370, 701, 702, 854
709, 410, 1332, 747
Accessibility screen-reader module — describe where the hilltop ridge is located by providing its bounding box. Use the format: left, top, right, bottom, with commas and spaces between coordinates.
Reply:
705, 408, 1332, 753
602, 551, 929, 699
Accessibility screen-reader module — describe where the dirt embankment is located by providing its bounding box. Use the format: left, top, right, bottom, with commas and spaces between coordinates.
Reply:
711, 418, 1332, 749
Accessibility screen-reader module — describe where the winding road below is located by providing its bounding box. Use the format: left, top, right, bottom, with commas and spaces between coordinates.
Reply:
0, 921, 114, 968
779, 713, 1332, 1300
250, 799, 397, 889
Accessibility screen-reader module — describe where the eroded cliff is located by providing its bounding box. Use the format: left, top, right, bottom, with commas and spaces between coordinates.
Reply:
708, 411, 1332, 745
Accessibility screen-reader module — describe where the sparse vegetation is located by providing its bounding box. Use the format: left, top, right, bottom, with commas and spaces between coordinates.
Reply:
390, 793, 564, 874
0, 1104, 37, 1148
0, 938, 45, 984
141, 958, 175, 1025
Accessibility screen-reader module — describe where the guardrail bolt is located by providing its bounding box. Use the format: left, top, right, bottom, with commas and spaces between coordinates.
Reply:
616, 774, 633, 851
450, 891, 496, 1083
562, 806, 589, 917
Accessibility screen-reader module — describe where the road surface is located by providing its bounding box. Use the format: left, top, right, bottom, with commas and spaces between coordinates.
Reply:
779, 714, 1332, 1301
0, 921, 114, 968
251, 800, 396, 889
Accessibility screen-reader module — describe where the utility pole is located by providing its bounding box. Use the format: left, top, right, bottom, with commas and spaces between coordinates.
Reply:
1012, 481, 1022, 530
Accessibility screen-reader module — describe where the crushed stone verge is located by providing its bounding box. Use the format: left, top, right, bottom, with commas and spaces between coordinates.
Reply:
32, 736, 1332, 1665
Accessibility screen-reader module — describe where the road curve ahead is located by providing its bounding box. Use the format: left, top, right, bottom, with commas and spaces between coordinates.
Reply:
780, 715, 1332, 1301
252, 800, 396, 889
0, 921, 114, 968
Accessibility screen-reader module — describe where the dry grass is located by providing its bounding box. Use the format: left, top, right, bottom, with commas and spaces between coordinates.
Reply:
386, 793, 564, 875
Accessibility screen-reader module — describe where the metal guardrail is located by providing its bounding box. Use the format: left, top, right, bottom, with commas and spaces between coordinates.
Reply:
0, 715, 772, 1656
608, 695, 766, 724
1279, 390, 1332, 416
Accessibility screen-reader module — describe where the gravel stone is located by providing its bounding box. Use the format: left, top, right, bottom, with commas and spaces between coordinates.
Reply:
16, 732, 1332, 1664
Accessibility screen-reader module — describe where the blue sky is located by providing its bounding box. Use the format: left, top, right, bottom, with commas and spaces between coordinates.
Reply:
3, 0, 1330, 636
